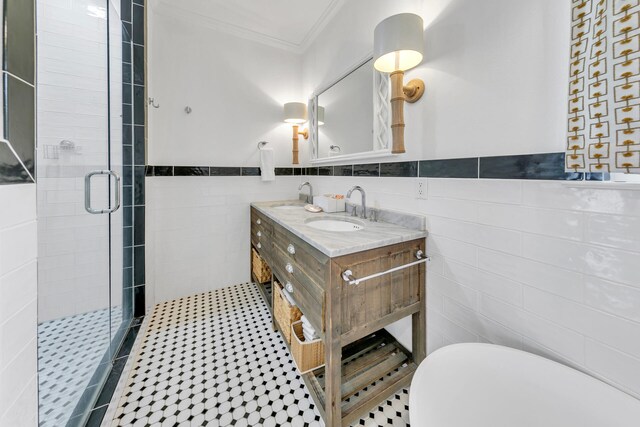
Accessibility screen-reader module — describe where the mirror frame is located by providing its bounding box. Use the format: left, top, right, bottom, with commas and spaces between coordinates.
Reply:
309, 55, 394, 164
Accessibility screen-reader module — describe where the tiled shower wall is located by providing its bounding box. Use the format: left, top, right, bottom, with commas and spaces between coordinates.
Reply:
0, 185, 38, 426
121, 0, 146, 318
36, 0, 123, 321
305, 175, 640, 399
0, 0, 38, 425
36, 0, 146, 321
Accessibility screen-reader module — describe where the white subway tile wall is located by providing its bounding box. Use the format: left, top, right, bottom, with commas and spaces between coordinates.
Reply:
145, 176, 301, 306
36, 0, 123, 322
145, 175, 640, 399
0, 184, 38, 426
299, 176, 640, 399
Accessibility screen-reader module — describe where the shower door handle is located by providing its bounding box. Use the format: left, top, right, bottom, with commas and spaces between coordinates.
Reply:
84, 170, 121, 214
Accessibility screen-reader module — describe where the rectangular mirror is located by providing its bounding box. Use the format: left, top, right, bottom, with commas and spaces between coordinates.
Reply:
309, 58, 392, 163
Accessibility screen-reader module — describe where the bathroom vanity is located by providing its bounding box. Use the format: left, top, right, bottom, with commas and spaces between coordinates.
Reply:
250, 200, 427, 426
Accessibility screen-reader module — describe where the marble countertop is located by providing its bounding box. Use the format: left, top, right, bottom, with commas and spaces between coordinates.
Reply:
251, 200, 428, 257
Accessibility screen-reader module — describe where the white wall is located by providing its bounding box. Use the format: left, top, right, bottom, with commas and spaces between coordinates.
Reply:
299, 0, 640, 400
145, 176, 299, 305
302, 0, 570, 160
306, 175, 640, 399
145, 0, 640, 401
0, 184, 38, 426
147, 9, 305, 167
144, 4, 308, 306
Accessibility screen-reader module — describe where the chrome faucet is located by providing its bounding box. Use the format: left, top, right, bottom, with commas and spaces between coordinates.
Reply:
346, 186, 367, 219
299, 181, 313, 204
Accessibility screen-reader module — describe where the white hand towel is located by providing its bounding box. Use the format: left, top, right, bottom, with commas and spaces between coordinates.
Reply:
302, 325, 318, 339
303, 330, 319, 342
260, 148, 275, 182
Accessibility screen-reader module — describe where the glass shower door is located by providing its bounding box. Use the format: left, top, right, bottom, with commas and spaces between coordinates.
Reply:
36, 0, 127, 426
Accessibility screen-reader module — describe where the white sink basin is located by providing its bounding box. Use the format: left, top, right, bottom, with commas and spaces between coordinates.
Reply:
304, 217, 365, 232
273, 205, 302, 210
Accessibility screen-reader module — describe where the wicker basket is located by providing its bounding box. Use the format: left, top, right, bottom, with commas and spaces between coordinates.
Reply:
252, 247, 271, 284
290, 320, 325, 374
274, 282, 302, 344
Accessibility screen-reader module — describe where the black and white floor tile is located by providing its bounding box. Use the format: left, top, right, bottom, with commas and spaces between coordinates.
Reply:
38, 308, 122, 427
107, 283, 410, 427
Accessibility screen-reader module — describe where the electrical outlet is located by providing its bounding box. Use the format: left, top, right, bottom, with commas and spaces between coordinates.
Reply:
416, 180, 427, 199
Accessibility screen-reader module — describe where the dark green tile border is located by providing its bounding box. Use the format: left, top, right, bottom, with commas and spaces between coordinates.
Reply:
419, 157, 478, 178
145, 153, 608, 181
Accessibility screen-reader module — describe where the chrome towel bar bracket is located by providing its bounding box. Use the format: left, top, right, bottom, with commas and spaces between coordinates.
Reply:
342, 250, 430, 286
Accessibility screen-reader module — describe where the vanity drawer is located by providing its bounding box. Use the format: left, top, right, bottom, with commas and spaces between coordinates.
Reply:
251, 208, 273, 252
270, 222, 328, 286
271, 262, 324, 337
251, 228, 268, 249
251, 208, 273, 235
272, 243, 324, 304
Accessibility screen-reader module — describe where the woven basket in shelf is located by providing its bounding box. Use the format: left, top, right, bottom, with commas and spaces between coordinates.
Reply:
290, 320, 325, 374
274, 282, 302, 344
251, 247, 271, 284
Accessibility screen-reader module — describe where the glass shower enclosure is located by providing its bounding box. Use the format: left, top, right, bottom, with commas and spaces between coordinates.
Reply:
36, 0, 132, 425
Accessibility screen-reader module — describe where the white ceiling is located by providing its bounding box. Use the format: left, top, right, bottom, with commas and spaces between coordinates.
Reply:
152, 0, 345, 53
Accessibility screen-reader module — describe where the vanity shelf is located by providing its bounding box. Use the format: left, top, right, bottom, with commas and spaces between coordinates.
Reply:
251, 242, 274, 310
250, 202, 427, 426
304, 329, 417, 426
250, 267, 273, 310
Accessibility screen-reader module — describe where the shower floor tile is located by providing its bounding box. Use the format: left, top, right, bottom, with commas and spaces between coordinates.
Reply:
108, 283, 410, 426
38, 308, 122, 427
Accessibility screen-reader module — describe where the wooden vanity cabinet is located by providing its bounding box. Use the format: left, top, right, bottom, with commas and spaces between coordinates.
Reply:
250, 207, 426, 427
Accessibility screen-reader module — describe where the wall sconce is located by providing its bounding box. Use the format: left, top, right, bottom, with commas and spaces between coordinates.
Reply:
373, 13, 425, 154
283, 102, 308, 164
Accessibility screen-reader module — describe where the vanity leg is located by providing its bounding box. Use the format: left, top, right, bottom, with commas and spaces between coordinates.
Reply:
412, 307, 426, 364
271, 273, 277, 332
325, 332, 342, 426
325, 264, 342, 426
412, 252, 427, 364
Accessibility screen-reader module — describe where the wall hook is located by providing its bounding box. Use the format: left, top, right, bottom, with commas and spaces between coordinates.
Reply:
257, 141, 269, 149
185, 106, 192, 114
148, 97, 160, 108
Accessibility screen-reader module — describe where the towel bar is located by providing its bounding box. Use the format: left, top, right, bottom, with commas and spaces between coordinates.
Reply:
342, 250, 430, 285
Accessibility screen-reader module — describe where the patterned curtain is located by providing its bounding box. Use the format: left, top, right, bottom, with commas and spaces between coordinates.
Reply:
566, 0, 640, 174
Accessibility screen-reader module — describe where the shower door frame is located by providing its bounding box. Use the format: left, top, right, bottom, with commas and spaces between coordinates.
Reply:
35, 1, 135, 426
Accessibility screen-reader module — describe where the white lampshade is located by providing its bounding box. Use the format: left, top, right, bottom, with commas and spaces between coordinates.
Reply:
373, 13, 424, 73
283, 102, 307, 124
318, 106, 325, 126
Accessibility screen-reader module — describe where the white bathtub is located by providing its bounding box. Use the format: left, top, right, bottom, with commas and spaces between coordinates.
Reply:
409, 343, 640, 427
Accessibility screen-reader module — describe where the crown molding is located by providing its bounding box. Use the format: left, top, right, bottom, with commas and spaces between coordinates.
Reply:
153, 0, 345, 54
298, 0, 346, 52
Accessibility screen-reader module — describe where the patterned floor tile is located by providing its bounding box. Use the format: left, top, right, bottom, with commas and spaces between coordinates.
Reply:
109, 283, 410, 426
38, 308, 122, 427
